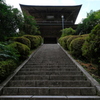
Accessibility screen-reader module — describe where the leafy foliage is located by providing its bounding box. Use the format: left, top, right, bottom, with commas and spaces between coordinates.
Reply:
70, 36, 86, 58
58, 35, 71, 49
82, 24, 100, 64
67, 35, 79, 50
23, 35, 42, 49
0, 1, 40, 41
0, 43, 19, 62
14, 37, 31, 48
76, 10, 100, 35
8, 42, 30, 60
21, 12, 40, 35
61, 27, 76, 37
0, 1, 43, 83
0, 60, 17, 83
82, 24, 100, 76
0, 2, 23, 41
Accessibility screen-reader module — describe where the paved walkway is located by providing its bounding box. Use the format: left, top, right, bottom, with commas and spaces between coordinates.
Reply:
0, 44, 100, 100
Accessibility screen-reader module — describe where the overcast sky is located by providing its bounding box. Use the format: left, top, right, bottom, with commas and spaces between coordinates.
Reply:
6, 0, 100, 24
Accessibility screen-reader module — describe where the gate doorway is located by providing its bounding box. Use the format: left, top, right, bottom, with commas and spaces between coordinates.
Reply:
44, 37, 57, 44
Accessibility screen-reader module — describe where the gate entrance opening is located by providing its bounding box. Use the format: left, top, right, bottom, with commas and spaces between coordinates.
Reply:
44, 37, 57, 44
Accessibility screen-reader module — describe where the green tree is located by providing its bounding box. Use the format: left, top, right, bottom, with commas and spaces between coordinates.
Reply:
22, 12, 40, 35
76, 10, 100, 35
11, 8, 24, 34
82, 24, 100, 76
0, 0, 40, 41
0, 2, 23, 41
61, 27, 76, 37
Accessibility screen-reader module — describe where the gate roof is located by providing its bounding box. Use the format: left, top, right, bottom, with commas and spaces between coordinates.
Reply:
20, 4, 82, 24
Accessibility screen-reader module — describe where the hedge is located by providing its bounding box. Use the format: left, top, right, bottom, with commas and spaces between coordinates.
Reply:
0, 35, 43, 83
58, 37, 66, 48
59, 34, 89, 58
82, 24, 100, 64
8, 42, 30, 59
58, 35, 72, 49
0, 60, 17, 83
23, 35, 42, 49
70, 36, 86, 58
14, 36, 31, 48
67, 35, 79, 50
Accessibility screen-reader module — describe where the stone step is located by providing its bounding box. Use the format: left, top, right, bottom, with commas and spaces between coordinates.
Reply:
27, 61, 74, 66
7, 80, 91, 87
26, 60, 75, 62
30, 58, 71, 61
12, 75, 86, 80
0, 96, 100, 100
20, 68, 79, 71
0, 44, 99, 100
28, 58, 73, 62
23, 65, 76, 68
2, 87, 96, 95
17, 71, 82, 75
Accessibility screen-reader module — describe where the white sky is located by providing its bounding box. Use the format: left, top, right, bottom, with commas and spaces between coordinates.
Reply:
5, 0, 100, 24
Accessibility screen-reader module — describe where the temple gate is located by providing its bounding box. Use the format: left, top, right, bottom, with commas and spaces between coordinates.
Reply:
20, 5, 82, 43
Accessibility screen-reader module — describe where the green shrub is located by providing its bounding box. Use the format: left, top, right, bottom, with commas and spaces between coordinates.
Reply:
8, 42, 30, 59
23, 35, 42, 49
58, 37, 66, 47
58, 37, 63, 45
59, 35, 71, 49
14, 37, 31, 48
82, 24, 100, 64
0, 60, 17, 83
70, 36, 86, 58
67, 35, 79, 50
81, 34, 89, 37
61, 27, 76, 37
32, 35, 42, 47
37, 35, 43, 45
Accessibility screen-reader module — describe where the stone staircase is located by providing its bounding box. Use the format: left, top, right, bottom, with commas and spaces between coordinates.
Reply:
0, 44, 100, 100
